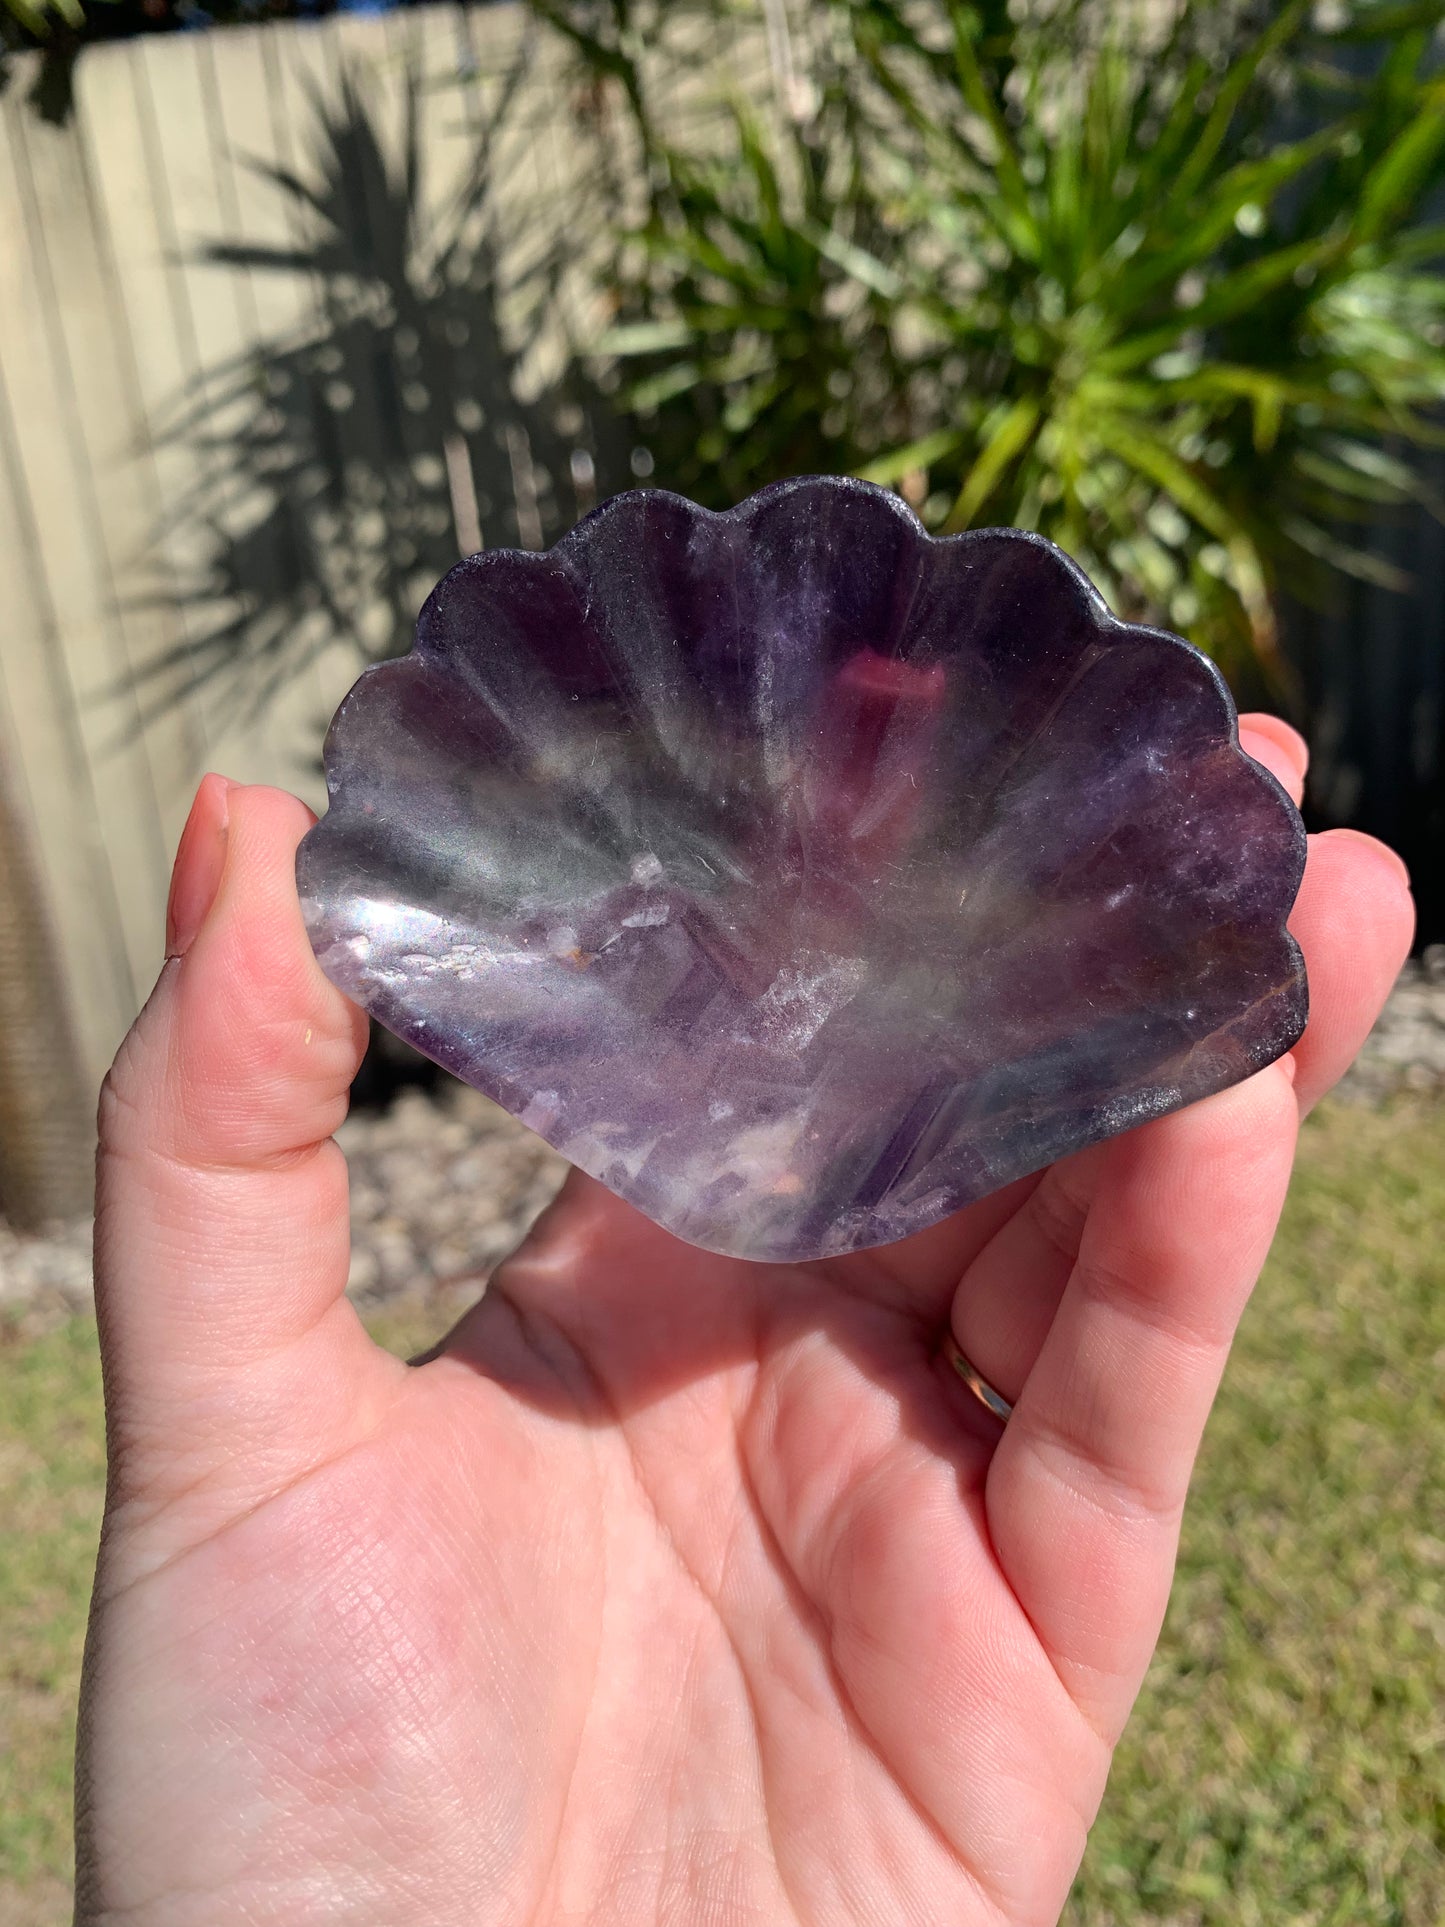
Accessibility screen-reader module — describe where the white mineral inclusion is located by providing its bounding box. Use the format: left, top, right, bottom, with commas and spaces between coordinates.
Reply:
520, 1089, 563, 1133
559, 1122, 663, 1185
751, 956, 867, 1053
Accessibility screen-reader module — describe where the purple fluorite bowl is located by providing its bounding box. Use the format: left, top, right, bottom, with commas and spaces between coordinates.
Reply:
298, 476, 1307, 1261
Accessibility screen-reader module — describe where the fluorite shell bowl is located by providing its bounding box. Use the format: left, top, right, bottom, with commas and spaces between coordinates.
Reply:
298, 477, 1308, 1261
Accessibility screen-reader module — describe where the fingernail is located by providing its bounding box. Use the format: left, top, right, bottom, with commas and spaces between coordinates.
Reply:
166, 775, 233, 959
1326, 827, 1412, 893
1240, 713, 1309, 774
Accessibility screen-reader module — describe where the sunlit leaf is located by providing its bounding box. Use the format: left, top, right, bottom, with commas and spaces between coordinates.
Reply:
857, 427, 966, 486
1353, 82, 1445, 243
803, 224, 907, 300
943, 396, 1042, 531
597, 320, 697, 355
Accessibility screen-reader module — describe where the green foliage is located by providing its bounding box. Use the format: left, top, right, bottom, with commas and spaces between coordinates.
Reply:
560, 0, 1445, 679
2, 0, 83, 33
0, 1314, 104, 1897
600, 102, 916, 500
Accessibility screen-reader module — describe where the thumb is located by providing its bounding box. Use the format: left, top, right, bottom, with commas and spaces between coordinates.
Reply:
94, 777, 396, 1515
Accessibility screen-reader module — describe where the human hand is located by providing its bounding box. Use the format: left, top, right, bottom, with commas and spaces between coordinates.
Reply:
76, 718, 1412, 1927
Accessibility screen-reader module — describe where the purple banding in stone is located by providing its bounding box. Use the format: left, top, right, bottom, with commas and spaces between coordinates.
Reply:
298, 476, 1308, 1261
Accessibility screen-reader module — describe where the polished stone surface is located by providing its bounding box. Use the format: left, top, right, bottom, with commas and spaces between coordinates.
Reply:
298, 477, 1308, 1261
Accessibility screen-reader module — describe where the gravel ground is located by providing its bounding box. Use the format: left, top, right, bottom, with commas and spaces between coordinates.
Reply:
4, 950, 1443, 1328
334, 1083, 568, 1313
1331, 947, 1445, 1103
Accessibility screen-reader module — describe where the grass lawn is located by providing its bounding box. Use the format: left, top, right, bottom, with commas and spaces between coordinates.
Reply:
2, 1097, 1442, 1925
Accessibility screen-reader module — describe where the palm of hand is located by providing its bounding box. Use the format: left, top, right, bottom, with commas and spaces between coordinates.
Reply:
78, 747, 1411, 1927
89, 1170, 1107, 1926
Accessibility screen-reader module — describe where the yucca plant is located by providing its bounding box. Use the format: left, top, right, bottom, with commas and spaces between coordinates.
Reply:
598, 105, 917, 500
567, 0, 1445, 683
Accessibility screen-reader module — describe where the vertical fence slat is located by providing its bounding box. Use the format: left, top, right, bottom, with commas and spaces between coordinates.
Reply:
197, 22, 354, 778
254, 18, 371, 724
131, 34, 326, 801
0, 101, 164, 1027
0, 344, 135, 1098
4, 102, 178, 930
73, 42, 213, 808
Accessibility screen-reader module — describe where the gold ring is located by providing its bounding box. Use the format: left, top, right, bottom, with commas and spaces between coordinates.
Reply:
944, 1337, 1014, 1423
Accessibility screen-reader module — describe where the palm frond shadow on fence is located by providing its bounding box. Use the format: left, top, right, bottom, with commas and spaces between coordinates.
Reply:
125, 49, 628, 737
